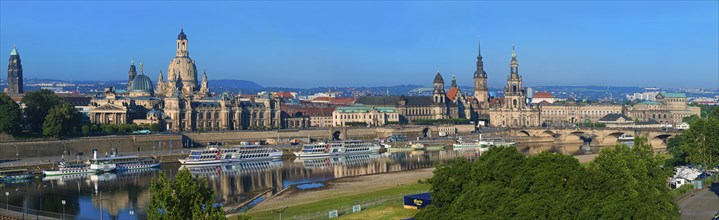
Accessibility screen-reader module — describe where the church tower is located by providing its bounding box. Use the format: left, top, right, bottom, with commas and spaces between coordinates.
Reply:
433, 71, 446, 105
199, 69, 209, 97
176, 29, 189, 57
167, 28, 198, 96
7, 46, 23, 94
503, 46, 526, 109
473, 40, 488, 108
128, 57, 137, 91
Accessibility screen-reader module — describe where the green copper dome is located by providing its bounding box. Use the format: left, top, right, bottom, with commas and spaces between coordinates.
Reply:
10, 47, 18, 56
130, 74, 154, 94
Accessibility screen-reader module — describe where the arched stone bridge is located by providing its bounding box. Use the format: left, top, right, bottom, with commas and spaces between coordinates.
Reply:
508, 128, 682, 148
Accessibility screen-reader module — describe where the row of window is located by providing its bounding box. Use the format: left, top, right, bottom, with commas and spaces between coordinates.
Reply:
542, 110, 619, 116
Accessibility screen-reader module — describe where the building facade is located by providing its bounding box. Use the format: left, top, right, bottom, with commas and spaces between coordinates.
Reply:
88, 29, 281, 131
355, 71, 470, 123
627, 92, 700, 126
539, 103, 623, 125
488, 47, 541, 127
332, 106, 399, 127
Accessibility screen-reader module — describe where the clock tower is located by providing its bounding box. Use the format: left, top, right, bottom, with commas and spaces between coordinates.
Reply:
7, 46, 23, 94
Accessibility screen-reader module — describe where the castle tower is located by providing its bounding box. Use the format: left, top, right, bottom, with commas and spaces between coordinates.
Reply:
433, 71, 446, 105
504, 46, 526, 109
127, 57, 137, 91
7, 46, 23, 94
473, 40, 489, 108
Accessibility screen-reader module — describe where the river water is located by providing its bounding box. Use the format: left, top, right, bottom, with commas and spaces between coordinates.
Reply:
1, 143, 596, 220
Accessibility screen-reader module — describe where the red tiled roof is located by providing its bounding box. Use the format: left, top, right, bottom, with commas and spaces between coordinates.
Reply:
274, 91, 294, 99
447, 87, 459, 100
538, 100, 550, 105
534, 92, 554, 99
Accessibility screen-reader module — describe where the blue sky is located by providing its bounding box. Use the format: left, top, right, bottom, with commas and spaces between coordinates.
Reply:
1, 1, 717, 89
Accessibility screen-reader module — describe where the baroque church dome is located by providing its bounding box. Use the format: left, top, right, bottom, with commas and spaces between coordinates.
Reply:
130, 73, 154, 97
166, 29, 198, 90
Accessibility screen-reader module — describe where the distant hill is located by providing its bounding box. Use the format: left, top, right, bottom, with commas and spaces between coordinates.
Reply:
209, 79, 263, 90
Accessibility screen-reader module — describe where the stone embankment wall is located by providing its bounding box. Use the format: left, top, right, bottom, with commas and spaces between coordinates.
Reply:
0, 135, 183, 160
0, 124, 479, 159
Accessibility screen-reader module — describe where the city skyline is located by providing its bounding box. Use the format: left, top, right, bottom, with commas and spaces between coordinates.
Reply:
1, 1, 718, 89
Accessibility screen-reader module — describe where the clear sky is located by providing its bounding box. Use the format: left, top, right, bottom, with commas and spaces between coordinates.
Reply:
1, 1, 717, 89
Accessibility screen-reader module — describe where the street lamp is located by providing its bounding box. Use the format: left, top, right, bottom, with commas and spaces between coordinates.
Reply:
38, 184, 47, 220
129, 210, 134, 219
14, 144, 19, 166
5, 191, 9, 210
15, 188, 25, 219
272, 207, 288, 220
61, 200, 66, 220
93, 191, 111, 220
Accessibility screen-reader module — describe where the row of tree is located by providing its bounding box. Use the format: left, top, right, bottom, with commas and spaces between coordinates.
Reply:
668, 107, 719, 169
0, 90, 162, 138
0, 90, 78, 137
416, 137, 678, 219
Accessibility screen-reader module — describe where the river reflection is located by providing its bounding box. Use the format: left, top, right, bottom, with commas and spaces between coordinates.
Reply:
2, 143, 592, 219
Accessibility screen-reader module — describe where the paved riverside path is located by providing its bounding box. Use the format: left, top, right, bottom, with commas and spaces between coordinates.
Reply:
679, 183, 719, 219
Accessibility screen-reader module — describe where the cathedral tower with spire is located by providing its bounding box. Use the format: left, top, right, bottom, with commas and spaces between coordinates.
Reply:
127, 57, 137, 91
473, 40, 489, 108
7, 46, 23, 94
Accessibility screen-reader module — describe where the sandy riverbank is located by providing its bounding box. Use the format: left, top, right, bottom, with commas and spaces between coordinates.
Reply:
250, 168, 435, 213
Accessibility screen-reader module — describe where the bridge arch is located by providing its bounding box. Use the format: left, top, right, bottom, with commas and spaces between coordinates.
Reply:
541, 130, 556, 137
565, 131, 585, 142
602, 131, 627, 145
518, 130, 531, 137
650, 134, 673, 147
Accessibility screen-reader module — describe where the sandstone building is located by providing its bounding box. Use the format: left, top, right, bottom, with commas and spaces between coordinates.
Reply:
88, 29, 280, 131
487, 47, 541, 127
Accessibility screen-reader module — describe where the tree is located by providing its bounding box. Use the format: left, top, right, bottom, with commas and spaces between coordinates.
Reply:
42, 103, 81, 138
416, 139, 679, 219
0, 92, 21, 135
680, 118, 719, 170
148, 168, 225, 220
21, 90, 63, 132
81, 125, 90, 136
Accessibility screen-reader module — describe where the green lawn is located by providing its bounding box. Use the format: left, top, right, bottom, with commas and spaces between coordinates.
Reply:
248, 183, 430, 220
338, 200, 420, 220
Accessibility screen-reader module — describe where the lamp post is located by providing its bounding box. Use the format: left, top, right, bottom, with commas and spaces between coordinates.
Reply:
272, 207, 287, 220
93, 191, 111, 220
61, 200, 66, 220
60, 140, 67, 160
15, 188, 25, 220
5, 191, 9, 210
129, 210, 134, 219
14, 144, 19, 166
38, 184, 47, 220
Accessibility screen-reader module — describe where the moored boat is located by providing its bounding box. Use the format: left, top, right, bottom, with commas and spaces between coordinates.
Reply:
294, 140, 381, 158
178, 147, 233, 165
43, 162, 94, 176
0, 169, 34, 182
227, 145, 283, 162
